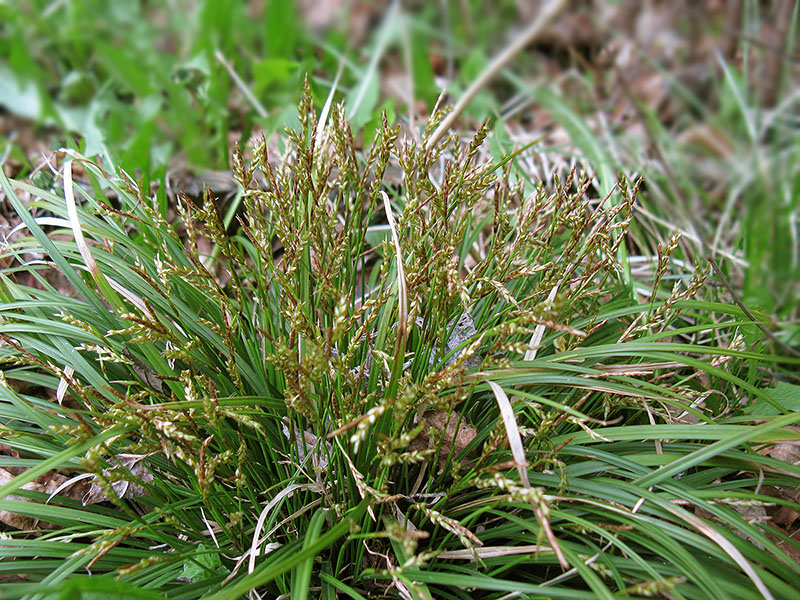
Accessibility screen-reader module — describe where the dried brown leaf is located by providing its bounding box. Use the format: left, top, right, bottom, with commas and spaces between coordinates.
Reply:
0, 467, 70, 530
83, 455, 154, 505
410, 409, 478, 469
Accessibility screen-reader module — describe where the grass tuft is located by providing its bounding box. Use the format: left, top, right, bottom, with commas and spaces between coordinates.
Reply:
0, 88, 799, 599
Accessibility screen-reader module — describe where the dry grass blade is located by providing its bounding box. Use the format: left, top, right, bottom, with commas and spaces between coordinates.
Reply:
214, 50, 267, 119
538, 509, 568, 570
8, 216, 71, 238
486, 380, 531, 489
56, 365, 74, 405
64, 160, 99, 280
487, 380, 569, 569
381, 191, 408, 368
486, 380, 529, 487
248, 483, 318, 575
524, 286, 559, 361
668, 504, 775, 600
438, 545, 551, 561
342, 451, 377, 521
317, 61, 344, 145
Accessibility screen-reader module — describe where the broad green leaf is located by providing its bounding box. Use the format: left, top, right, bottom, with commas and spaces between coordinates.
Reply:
744, 382, 800, 416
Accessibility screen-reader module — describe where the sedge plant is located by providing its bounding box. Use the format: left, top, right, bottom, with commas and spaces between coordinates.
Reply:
0, 87, 799, 599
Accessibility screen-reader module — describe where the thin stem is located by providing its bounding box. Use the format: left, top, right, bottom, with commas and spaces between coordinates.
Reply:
425, 0, 570, 150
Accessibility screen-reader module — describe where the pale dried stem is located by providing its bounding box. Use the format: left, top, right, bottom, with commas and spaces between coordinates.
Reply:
426, 0, 570, 150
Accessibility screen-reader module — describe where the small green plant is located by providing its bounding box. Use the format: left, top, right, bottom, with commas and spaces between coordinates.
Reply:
0, 0, 391, 176
1, 88, 799, 599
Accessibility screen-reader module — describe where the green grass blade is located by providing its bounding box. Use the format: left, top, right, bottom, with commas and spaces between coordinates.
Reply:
0, 427, 128, 499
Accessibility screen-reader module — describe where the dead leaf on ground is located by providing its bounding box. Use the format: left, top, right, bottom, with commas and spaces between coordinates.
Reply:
0, 467, 72, 530
755, 428, 800, 560
757, 430, 800, 466
82, 454, 155, 505
411, 409, 478, 470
